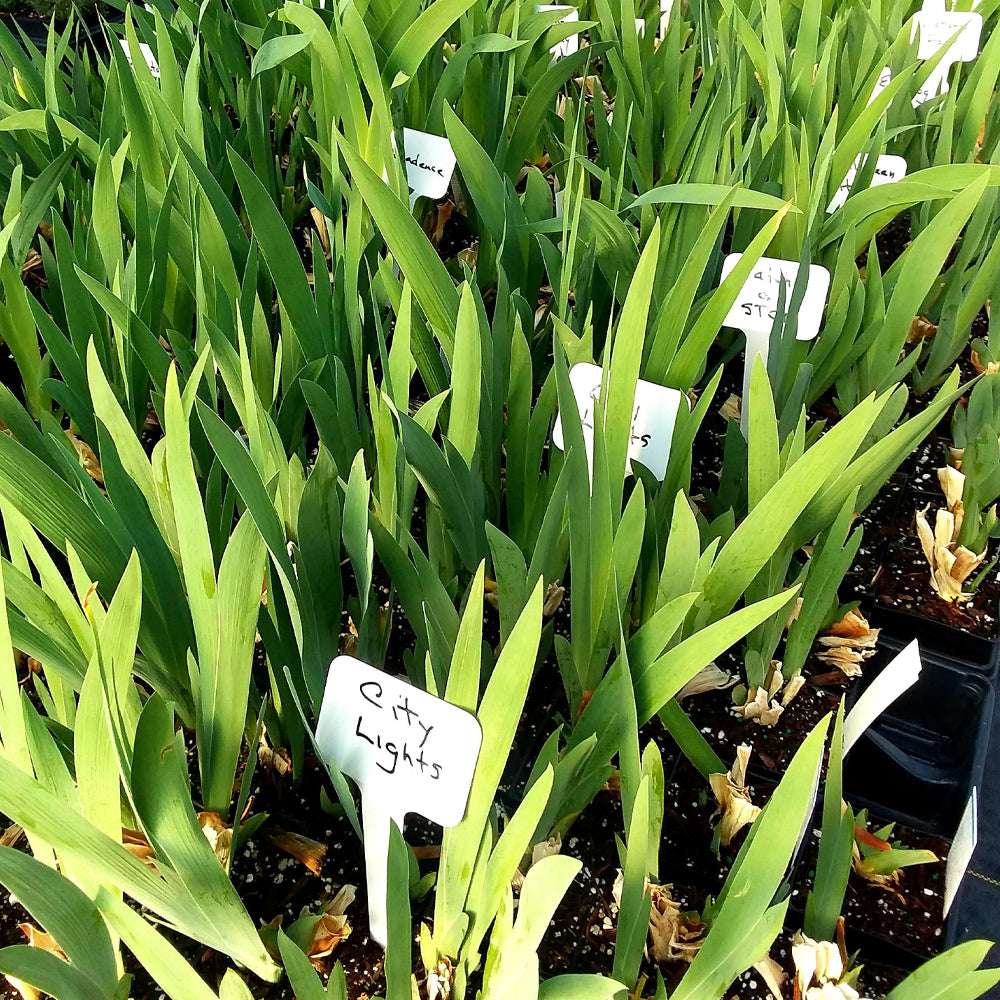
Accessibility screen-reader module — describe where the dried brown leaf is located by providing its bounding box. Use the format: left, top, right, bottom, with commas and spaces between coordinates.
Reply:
267, 829, 327, 876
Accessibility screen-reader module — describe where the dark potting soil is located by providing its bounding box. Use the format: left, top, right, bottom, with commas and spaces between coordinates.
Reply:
872, 499, 1000, 641
688, 359, 743, 504
896, 433, 949, 487
794, 821, 950, 962
0, 752, 394, 1000
868, 213, 912, 274
682, 659, 850, 782
539, 768, 906, 999
659, 756, 774, 899
844, 476, 910, 600
424, 203, 477, 262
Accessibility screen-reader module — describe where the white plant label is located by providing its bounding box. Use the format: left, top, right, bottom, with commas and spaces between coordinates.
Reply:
537, 4, 580, 58
659, 0, 675, 37
944, 790, 978, 917
402, 128, 457, 204
316, 657, 482, 946
720, 255, 831, 428
552, 361, 688, 482
914, 9, 981, 61
843, 640, 922, 754
119, 39, 160, 79
826, 154, 907, 213
792, 758, 823, 863
911, 11, 982, 105
868, 66, 893, 105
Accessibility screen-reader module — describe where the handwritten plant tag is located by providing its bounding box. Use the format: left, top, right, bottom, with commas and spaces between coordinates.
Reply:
402, 128, 457, 203
552, 361, 688, 482
119, 38, 160, 78
826, 154, 907, 213
944, 790, 978, 917
843, 641, 922, 754
914, 8, 982, 60
868, 66, 893, 105
720, 255, 830, 427
316, 657, 482, 946
537, 4, 580, 58
911, 10, 982, 105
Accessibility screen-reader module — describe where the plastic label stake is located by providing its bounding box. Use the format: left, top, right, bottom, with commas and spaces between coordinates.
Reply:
792, 757, 823, 864
719, 255, 830, 432
537, 5, 580, 58
867, 66, 893, 106
552, 361, 689, 482
659, 0, 675, 37
843, 640, 922, 754
944, 790, 978, 917
315, 657, 482, 947
119, 39, 160, 78
402, 128, 457, 210
911, 9, 982, 106
826, 154, 907, 214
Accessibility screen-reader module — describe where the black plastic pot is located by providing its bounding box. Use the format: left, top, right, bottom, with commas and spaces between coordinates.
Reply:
859, 482, 1000, 678
873, 605, 1000, 678
785, 800, 956, 972
847, 809, 956, 972
843, 644, 993, 840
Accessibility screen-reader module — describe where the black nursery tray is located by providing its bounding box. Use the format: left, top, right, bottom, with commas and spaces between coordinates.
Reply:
843, 643, 993, 840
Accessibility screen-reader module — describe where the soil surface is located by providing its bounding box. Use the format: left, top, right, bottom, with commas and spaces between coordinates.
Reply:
683, 657, 850, 783
870, 491, 1000, 642
795, 821, 950, 964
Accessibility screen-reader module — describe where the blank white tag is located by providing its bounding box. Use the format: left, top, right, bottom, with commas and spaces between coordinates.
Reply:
537, 4, 580, 58
552, 361, 688, 482
119, 39, 160, 78
659, 0, 675, 36
316, 657, 482, 946
826, 154, 907, 213
792, 756, 823, 863
944, 790, 978, 917
720, 255, 830, 428
402, 128, 457, 202
843, 640, 922, 755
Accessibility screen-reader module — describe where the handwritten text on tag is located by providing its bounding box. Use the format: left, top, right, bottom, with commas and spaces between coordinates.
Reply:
552, 362, 688, 482
721, 255, 830, 341
826, 154, 907, 213
868, 66, 893, 105
911, 11, 982, 105
119, 39, 160, 78
721, 255, 830, 432
316, 657, 482, 945
914, 9, 982, 61
402, 128, 457, 201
